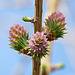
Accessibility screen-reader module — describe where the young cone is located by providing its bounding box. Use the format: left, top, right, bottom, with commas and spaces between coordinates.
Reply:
29, 32, 49, 60
45, 11, 67, 41
9, 24, 29, 51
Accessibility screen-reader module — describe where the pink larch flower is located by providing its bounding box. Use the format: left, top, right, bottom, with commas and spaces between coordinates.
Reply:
29, 32, 48, 59
48, 11, 65, 26
45, 11, 67, 40
9, 24, 29, 51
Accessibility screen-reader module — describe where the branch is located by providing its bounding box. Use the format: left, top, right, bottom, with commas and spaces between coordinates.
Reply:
33, 0, 43, 75
51, 63, 64, 71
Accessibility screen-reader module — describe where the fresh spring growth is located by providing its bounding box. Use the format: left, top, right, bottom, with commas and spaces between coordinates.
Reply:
28, 32, 49, 60
45, 11, 67, 41
9, 24, 29, 51
22, 16, 34, 23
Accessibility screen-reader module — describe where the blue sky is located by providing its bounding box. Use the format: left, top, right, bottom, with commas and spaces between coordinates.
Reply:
0, 0, 75, 75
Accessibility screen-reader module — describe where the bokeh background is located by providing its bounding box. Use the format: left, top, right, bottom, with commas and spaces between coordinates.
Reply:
0, 0, 75, 75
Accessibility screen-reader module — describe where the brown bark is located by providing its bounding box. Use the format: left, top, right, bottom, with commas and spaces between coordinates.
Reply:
33, 0, 43, 75
33, 58, 41, 75
34, 0, 42, 33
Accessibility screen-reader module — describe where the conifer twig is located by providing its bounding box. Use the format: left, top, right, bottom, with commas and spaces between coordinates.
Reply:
33, 0, 43, 75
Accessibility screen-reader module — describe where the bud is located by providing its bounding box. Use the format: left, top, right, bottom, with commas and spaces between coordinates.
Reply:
22, 16, 34, 22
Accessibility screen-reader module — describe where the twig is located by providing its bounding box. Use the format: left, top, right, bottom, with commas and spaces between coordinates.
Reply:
33, 0, 43, 75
